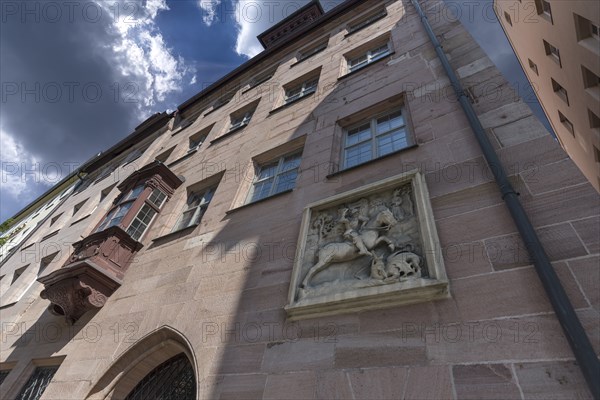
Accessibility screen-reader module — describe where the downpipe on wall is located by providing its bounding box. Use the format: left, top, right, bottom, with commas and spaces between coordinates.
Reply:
409, 0, 600, 397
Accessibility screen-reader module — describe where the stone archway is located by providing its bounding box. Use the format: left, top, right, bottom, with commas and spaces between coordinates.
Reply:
85, 326, 197, 400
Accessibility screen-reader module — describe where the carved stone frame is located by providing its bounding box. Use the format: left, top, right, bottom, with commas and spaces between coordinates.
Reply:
285, 170, 449, 320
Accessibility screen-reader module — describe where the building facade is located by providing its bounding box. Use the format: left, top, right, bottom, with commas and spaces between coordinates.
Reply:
495, 0, 600, 192
1, 0, 599, 399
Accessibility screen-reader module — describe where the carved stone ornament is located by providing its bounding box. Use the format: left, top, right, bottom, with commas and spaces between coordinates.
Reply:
285, 170, 449, 320
39, 263, 121, 324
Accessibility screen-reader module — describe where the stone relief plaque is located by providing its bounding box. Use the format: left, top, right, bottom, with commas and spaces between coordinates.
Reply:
285, 170, 449, 320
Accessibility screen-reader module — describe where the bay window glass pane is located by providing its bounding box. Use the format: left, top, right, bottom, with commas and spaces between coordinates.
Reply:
257, 163, 278, 181
148, 189, 167, 208
281, 154, 301, 171
127, 204, 157, 241
126, 184, 145, 201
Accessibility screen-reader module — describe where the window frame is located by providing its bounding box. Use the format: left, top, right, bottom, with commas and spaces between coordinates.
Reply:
247, 152, 302, 204
342, 108, 412, 170
346, 8, 387, 35
125, 187, 168, 241
284, 77, 319, 104
346, 41, 391, 74
172, 187, 215, 232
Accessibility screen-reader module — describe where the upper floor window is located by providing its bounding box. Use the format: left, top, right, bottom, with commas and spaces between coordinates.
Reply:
285, 77, 318, 104
96, 184, 145, 232
582, 65, 600, 100
126, 188, 167, 241
93, 162, 183, 242
173, 187, 215, 232
528, 59, 539, 75
543, 40, 561, 66
229, 111, 253, 132
245, 66, 277, 91
188, 131, 207, 153
504, 11, 512, 26
558, 111, 574, 135
343, 109, 412, 169
248, 152, 302, 203
347, 8, 387, 35
348, 43, 391, 73
551, 78, 569, 105
296, 40, 328, 63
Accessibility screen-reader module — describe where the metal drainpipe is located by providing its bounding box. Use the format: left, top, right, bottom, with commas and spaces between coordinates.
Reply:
410, 0, 600, 396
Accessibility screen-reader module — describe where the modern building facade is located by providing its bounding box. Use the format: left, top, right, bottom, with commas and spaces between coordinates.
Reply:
1, 0, 599, 399
495, 0, 600, 192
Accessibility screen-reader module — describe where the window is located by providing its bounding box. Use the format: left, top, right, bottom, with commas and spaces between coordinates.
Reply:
96, 184, 144, 232
11, 265, 28, 284
528, 59, 539, 75
49, 213, 63, 227
594, 146, 600, 163
558, 111, 574, 135
124, 354, 195, 400
72, 199, 88, 216
582, 65, 600, 99
347, 8, 387, 35
188, 131, 207, 153
504, 11, 512, 26
343, 109, 412, 169
284, 77, 318, 104
543, 40, 561, 65
245, 67, 277, 90
123, 147, 144, 165
95, 164, 117, 183
297, 40, 328, 63
40, 252, 58, 272
100, 183, 118, 203
551, 78, 569, 104
125, 188, 167, 241
173, 188, 215, 232
593, 22, 600, 40
0, 370, 9, 386
207, 89, 237, 114
249, 152, 302, 203
535, 0, 552, 22
15, 366, 58, 400
347, 42, 391, 73
589, 109, 600, 129
155, 147, 176, 163
229, 111, 253, 132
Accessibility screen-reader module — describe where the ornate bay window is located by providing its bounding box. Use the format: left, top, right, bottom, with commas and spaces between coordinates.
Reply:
38, 162, 183, 323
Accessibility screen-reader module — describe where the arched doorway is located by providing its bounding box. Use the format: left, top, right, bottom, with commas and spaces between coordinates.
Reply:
86, 326, 197, 400
124, 353, 195, 400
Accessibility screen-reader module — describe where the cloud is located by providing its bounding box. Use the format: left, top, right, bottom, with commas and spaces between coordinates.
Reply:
198, 0, 222, 26
0, 129, 40, 200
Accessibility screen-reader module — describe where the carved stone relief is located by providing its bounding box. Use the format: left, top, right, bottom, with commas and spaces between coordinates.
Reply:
286, 171, 449, 320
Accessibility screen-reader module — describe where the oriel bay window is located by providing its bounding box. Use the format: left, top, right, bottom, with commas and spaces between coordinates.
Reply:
343, 108, 412, 169
38, 161, 183, 324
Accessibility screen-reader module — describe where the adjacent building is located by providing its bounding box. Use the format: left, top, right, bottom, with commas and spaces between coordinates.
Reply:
495, 0, 600, 191
1, 1, 599, 399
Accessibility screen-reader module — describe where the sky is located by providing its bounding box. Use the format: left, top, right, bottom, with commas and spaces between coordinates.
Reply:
0, 0, 550, 223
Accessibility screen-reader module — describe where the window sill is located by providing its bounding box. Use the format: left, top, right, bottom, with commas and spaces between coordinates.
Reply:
578, 37, 600, 55
152, 224, 198, 242
70, 214, 92, 227
226, 189, 294, 215
269, 92, 315, 115
167, 149, 197, 168
338, 52, 395, 82
210, 125, 247, 145
290, 47, 327, 68
326, 144, 418, 179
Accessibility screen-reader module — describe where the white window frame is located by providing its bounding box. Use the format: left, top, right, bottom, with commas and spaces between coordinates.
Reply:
342, 108, 411, 170
125, 188, 167, 241
284, 78, 318, 104
172, 188, 215, 232
229, 111, 253, 132
248, 152, 302, 203
347, 42, 391, 73
546, 41, 561, 64
188, 134, 206, 153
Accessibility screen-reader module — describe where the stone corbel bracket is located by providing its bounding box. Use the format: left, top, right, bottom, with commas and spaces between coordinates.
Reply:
39, 263, 122, 324
285, 170, 449, 320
